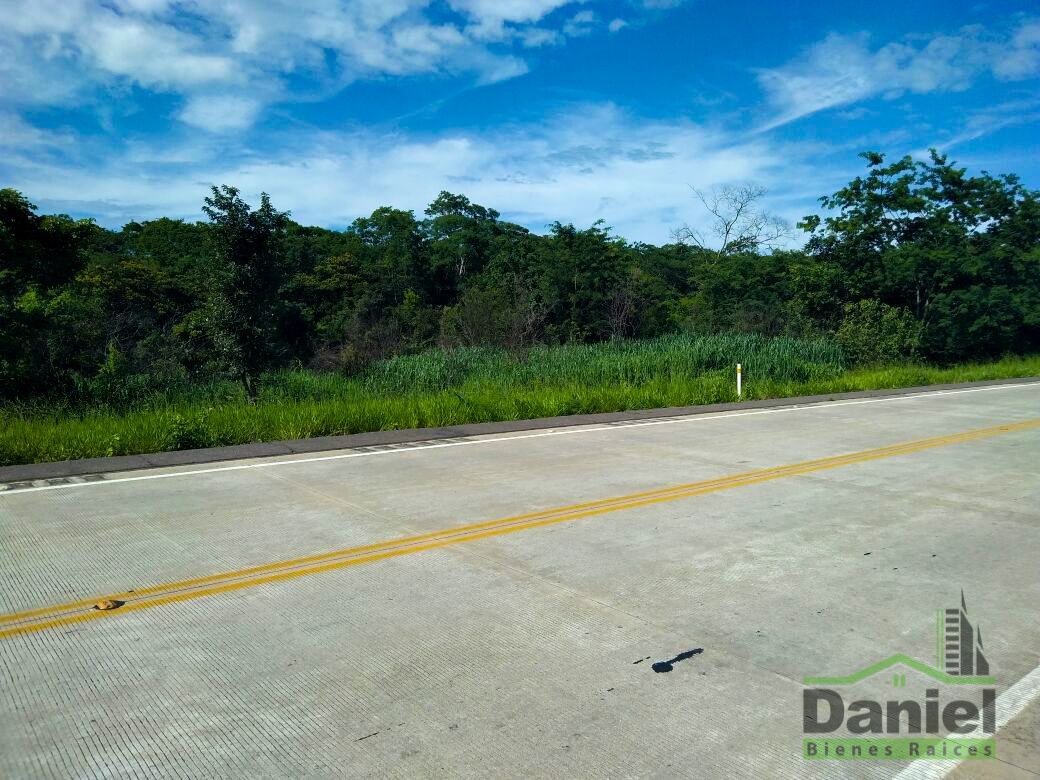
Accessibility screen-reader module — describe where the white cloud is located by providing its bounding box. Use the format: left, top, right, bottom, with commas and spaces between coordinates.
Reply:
993, 20, 1040, 79
448, 0, 583, 39
0, 0, 600, 132
0, 113, 76, 149
178, 96, 264, 132
82, 10, 237, 89
608, 19, 629, 33
6, 4, 1035, 243
519, 27, 564, 47
757, 20, 1040, 130
2, 1, 237, 95
1, 105, 812, 244
563, 10, 597, 37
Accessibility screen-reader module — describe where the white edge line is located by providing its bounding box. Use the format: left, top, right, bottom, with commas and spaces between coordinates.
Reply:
892, 662, 1040, 779
2, 382, 1038, 496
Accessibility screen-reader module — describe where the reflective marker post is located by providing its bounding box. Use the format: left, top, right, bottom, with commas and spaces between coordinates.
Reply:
736, 363, 742, 399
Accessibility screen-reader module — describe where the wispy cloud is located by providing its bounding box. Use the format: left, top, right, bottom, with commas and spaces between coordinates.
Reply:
0, 0, 599, 132
4, 3, 1038, 243
177, 96, 265, 133
449, 0, 586, 39
922, 97, 1040, 153
562, 10, 598, 37
756, 20, 1040, 131
1, 104, 815, 243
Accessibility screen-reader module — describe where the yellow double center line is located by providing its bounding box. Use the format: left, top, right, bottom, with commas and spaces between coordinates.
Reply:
2, 417, 1037, 640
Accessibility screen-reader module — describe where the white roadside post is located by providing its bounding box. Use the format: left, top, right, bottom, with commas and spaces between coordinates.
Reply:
736, 363, 742, 399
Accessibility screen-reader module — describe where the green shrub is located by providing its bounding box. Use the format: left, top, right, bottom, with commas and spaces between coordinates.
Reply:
835, 300, 921, 365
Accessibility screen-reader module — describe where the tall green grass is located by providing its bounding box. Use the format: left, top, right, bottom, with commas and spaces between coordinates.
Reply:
2, 334, 1037, 467
360, 333, 846, 393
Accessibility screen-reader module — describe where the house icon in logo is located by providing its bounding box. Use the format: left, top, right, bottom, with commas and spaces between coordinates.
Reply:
804, 590, 995, 688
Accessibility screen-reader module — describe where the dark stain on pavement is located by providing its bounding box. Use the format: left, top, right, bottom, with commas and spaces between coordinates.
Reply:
652, 648, 704, 673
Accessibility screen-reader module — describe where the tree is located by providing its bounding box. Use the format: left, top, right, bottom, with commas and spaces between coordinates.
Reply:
440, 276, 547, 350
201, 186, 290, 398
674, 184, 788, 262
424, 191, 500, 301
800, 150, 1040, 360
547, 221, 628, 342
678, 250, 792, 335
0, 189, 97, 397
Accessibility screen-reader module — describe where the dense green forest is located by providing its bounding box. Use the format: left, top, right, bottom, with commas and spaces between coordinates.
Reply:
2, 150, 1039, 411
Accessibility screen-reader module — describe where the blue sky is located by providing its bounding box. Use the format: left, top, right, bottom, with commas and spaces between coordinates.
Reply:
2, 0, 1040, 243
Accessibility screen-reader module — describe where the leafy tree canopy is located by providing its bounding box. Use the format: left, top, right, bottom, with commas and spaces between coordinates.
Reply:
2, 151, 1038, 404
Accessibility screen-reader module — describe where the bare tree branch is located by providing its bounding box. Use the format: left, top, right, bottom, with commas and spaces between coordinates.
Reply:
675, 183, 790, 261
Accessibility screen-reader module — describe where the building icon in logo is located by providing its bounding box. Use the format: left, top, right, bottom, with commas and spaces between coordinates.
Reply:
944, 590, 989, 676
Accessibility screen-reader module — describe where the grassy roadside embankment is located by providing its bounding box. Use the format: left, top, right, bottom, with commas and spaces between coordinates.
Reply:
2, 333, 1038, 467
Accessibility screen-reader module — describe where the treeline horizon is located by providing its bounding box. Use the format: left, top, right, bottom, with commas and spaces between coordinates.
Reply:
2, 150, 1039, 407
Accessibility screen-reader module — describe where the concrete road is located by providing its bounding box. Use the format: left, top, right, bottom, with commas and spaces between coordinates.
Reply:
1, 383, 1038, 779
